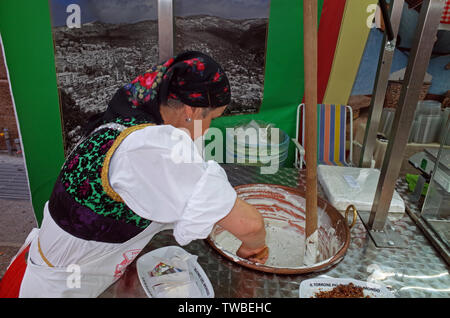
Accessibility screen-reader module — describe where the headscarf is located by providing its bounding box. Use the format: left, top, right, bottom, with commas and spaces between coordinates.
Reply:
83, 51, 231, 135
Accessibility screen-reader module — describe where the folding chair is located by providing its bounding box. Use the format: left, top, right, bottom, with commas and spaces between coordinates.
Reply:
292, 103, 353, 169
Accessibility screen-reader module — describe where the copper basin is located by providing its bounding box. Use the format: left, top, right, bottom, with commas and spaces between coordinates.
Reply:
206, 184, 351, 275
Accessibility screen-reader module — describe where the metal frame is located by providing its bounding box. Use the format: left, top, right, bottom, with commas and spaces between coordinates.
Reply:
158, 0, 175, 63
293, 103, 353, 169
417, 113, 450, 263
359, 0, 404, 168
293, 104, 304, 169
379, 0, 396, 41
363, 0, 446, 246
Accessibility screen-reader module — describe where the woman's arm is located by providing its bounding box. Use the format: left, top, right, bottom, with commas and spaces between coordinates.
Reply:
216, 198, 268, 264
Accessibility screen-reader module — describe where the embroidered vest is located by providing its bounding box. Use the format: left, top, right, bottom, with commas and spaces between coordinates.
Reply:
49, 117, 155, 243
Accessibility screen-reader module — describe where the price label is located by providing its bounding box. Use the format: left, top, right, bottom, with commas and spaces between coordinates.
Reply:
343, 175, 360, 189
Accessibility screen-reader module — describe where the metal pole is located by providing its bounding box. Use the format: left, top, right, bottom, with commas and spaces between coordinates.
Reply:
379, 0, 395, 41
368, 0, 446, 231
360, 0, 404, 168
158, 0, 175, 63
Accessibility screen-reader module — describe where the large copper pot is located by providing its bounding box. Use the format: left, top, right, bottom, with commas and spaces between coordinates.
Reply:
206, 184, 351, 275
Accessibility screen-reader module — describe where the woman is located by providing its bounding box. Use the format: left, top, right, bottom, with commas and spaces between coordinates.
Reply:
0, 51, 268, 298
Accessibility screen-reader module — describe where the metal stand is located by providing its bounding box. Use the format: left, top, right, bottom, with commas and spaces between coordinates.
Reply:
158, 0, 175, 63
359, 0, 446, 247
359, 0, 404, 168
359, 211, 407, 248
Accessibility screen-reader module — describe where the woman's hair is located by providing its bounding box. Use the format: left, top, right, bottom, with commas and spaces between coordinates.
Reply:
165, 98, 215, 118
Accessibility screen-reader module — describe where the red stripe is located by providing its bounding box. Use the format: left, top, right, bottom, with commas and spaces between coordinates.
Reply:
0, 245, 30, 298
317, 0, 347, 104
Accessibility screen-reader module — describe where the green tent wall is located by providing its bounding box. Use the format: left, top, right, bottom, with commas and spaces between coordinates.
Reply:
0, 1, 65, 224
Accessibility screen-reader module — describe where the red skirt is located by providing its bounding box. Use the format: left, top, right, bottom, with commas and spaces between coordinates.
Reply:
0, 245, 30, 298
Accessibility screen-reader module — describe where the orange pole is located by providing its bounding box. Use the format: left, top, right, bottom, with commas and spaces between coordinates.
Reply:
303, 0, 318, 265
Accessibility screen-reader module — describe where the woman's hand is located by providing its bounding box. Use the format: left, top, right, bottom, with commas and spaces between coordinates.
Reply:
217, 198, 268, 264
237, 244, 269, 264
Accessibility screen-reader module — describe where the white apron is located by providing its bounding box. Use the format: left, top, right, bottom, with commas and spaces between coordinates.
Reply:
18, 216, 172, 298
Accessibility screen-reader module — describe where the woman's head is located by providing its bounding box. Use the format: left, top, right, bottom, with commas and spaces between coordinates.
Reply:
86, 51, 231, 136
155, 51, 232, 139
160, 51, 231, 108
124, 51, 231, 120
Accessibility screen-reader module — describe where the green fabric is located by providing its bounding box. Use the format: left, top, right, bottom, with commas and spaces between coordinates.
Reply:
0, 1, 65, 225
60, 117, 151, 228
405, 174, 429, 196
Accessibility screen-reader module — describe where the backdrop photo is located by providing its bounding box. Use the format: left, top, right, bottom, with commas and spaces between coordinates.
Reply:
174, 0, 271, 116
50, 0, 160, 154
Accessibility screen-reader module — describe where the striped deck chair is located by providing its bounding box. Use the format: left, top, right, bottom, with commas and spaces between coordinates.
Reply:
292, 103, 353, 169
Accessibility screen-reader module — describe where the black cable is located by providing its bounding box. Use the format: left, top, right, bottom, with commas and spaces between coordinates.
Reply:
379, 0, 395, 42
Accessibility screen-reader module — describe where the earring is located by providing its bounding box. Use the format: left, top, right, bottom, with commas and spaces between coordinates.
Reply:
186, 118, 192, 123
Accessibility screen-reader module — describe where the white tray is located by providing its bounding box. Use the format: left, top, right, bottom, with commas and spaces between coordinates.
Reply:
137, 246, 214, 298
317, 165, 405, 213
299, 277, 394, 298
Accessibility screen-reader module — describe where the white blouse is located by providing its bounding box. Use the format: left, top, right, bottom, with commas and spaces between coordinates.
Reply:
108, 124, 237, 246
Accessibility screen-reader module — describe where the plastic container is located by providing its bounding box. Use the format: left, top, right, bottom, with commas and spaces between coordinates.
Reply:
380, 102, 444, 144
299, 277, 394, 298
137, 246, 214, 298
317, 165, 405, 213
225, 120, 289, 167
409, 119, 419, 143
439, 108, 450, 146
413, 114, 442, 144
416, 100, 442, 116
225, 134, 289, 157
409, 101, 442, 143
225, 147, 289, 166
379, 108, 396, 138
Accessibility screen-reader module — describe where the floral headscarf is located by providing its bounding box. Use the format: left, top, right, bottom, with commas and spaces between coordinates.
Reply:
123, 57, 175, 108
84, 51, 231, 134
124, 51, 231, 110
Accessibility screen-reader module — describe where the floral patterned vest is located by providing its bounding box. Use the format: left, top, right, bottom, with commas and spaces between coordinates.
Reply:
48, 117, 155, 243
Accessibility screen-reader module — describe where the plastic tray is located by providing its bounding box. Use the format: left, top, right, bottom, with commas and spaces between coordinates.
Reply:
136, 246, 214, 298
299, 277, 394, 298
317, 165, 405, 213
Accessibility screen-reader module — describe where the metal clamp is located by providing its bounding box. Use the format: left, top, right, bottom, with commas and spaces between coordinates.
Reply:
345, 205, 358, 229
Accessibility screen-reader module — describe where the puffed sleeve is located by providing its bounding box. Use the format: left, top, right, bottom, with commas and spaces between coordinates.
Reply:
172, 160, 237, 246
108, 125, 237, 246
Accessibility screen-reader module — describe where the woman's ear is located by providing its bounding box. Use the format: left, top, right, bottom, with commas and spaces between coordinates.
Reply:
185, 105, 203, 120
183, 105, 195, 120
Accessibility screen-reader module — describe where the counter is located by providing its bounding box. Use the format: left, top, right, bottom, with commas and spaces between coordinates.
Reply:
100, 164, 450, 298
